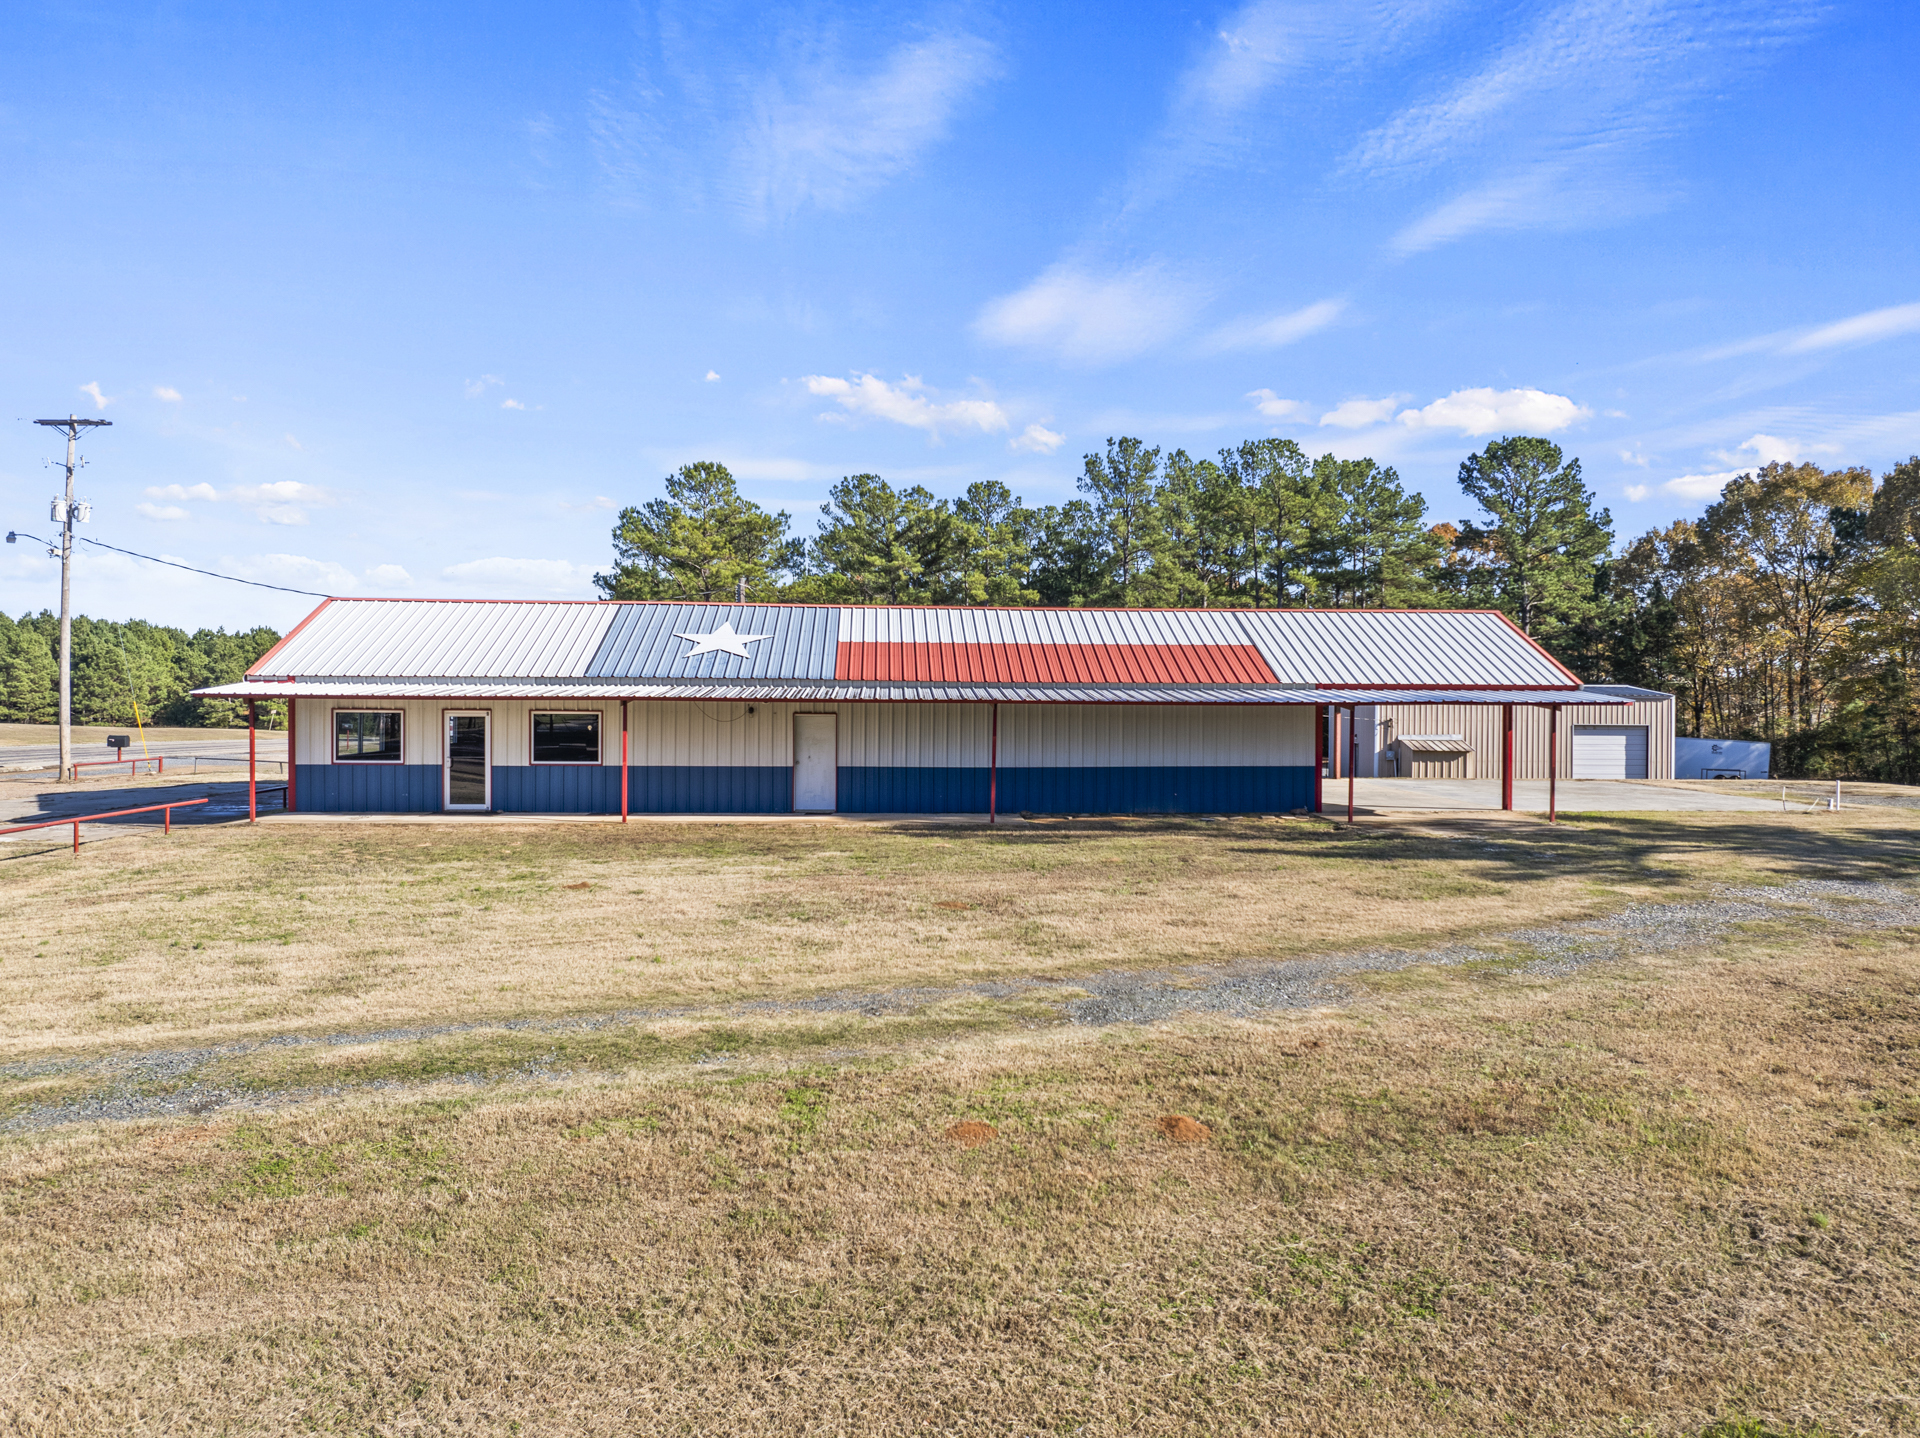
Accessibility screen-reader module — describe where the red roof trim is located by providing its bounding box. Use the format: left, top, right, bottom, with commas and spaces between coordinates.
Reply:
246, 597, 332, 678
294, 597, 1541, 617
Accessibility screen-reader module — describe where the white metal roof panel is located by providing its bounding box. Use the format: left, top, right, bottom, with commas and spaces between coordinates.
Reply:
1232, 609, 1575, 688
253, 599, 617, 679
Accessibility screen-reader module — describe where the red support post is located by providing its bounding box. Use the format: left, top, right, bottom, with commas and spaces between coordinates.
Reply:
1313, 704, 1325, 814
1346, 706, 1356, 826
248, 699, 258, 824
620, 699, 630, 824
1501, 703, 1514, 812
1548, 705, 1559, 824
72, 820, 79, 856
286, 696, 296, 813
989, 702, 999, 825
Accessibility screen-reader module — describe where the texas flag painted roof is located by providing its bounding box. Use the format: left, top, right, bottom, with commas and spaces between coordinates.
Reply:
194, 598, 1590, 703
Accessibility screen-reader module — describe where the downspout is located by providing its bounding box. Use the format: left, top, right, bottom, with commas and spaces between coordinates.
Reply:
621, 698, 629, 824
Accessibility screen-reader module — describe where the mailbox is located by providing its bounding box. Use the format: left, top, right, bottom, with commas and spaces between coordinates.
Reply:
106, 735, 131, 750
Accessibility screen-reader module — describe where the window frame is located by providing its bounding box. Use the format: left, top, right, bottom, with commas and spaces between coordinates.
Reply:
330, 708, 405, 764
528, 709, 605, 767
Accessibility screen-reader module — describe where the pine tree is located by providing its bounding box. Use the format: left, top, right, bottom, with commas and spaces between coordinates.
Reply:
596, 462, 801, 602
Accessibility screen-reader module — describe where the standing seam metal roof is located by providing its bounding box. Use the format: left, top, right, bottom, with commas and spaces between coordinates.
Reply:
247, 598, 1579, 690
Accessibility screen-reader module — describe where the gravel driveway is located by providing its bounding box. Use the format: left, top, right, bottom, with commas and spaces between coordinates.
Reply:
7, 878, 1916, 1134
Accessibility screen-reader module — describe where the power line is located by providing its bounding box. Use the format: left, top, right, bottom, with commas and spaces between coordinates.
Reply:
11, 529, 336, 596
73, 536, 336, 597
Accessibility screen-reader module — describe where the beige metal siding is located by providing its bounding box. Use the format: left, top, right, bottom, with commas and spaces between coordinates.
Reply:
1370, 691, 1673, 780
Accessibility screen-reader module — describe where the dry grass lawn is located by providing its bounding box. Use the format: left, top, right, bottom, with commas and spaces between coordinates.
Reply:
0, 810, 1916, 1435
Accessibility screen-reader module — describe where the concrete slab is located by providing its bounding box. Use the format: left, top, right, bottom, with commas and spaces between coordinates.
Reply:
1342, 777, 1783, 814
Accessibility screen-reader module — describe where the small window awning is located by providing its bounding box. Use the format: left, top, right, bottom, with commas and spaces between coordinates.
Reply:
1395, 735, 1472, 754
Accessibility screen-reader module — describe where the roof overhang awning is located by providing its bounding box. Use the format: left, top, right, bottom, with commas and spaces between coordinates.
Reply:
192, 678, 1626, 706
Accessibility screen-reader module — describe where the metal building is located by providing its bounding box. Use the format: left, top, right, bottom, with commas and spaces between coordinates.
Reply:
1332, 685, 1676, 782
193, 599, 1631, 817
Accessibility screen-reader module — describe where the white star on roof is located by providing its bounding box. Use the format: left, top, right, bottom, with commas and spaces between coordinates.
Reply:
673, 620, 772, 659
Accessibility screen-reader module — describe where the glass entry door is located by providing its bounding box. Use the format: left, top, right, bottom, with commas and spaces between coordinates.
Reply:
444, 712, 491, 810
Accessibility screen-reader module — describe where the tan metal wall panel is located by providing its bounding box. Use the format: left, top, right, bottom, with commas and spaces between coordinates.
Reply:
1004, 703, 1314, 767
1372, 692, 1674, 779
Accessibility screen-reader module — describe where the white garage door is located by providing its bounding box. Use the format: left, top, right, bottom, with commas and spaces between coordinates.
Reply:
1572, 725, 1649, 780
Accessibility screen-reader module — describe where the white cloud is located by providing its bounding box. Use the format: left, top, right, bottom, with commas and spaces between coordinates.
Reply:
1623, 484, 1650, 502
1010, 424, 1065, 455
1395, 387, 1591, 436
1656, 434, 1843, 504
1619, 449, 1648, 466
147, 479, 335, 524
1203, 297, 1346, 352
974, 263, 1204, 365
1389, 164, 1570, 256
79, 381, 110, 410
1247, 389, 1309, 420
1320, 396, 1406, 429
153, 386, 183, 403
802, 373, 1009, 439
501, 398, 526, 411
441, 557, 599, 597
1783, 301, 1920, 353
136, 503, 189, 521
727, 33, 999, 224
710, 455, 840, 482
1118, 1, 1447, 215
558, 496, 619, 512
1356, 1, 1815, 254
705, 370, 721, 382
465, 374, 504, 398
365, 564, 413, 587
1661, 470, 1742, 501
283, 434, 302, 450
1708, 433, 1833, 468
230, 554, 360, 593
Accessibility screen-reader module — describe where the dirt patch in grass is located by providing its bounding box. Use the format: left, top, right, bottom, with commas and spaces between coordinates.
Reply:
1156, 1113, 1212, 1143
945, 1119, 997, 1146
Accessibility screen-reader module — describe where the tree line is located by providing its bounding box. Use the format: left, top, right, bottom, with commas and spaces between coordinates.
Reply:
0, 612, 282, 729
597, 437, 1920, 781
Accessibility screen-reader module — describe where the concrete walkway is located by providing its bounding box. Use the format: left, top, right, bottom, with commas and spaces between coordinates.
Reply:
1343, 777, 1786, 814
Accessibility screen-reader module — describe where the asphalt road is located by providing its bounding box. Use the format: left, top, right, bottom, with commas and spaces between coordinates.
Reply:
0, 735, 287, 774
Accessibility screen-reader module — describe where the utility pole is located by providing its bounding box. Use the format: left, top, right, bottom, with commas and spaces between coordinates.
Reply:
33, 415, 110, 781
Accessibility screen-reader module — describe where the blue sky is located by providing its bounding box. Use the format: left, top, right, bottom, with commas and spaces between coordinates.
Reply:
2, 0, 1916, 631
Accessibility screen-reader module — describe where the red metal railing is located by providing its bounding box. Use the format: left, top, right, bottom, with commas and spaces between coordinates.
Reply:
69, 755, 165, 780
0, 797, 209, 855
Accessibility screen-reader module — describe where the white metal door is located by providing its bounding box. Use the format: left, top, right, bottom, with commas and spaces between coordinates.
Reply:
444, 712, 491, 810
1572, 725, 1648, 780
793, 714, 837, 812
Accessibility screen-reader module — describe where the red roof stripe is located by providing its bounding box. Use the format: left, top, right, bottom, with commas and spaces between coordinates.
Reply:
834, 641, 1278, 684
